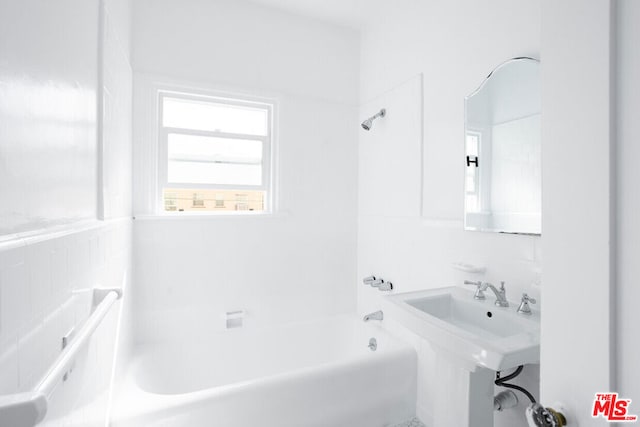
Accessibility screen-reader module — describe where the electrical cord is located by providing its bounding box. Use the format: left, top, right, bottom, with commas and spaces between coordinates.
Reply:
495, 365, 536, 404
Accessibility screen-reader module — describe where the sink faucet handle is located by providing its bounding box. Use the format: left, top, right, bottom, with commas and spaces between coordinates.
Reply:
498, 281, 507, 299
517, 293, 537, 315
464, 280, 486, 300
521, 293, 536, 304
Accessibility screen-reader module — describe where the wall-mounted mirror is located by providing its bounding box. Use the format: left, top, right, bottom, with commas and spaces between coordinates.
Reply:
464, 57, 541, 235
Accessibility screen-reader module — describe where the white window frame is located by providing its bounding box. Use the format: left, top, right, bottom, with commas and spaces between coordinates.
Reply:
156, 90, 274, 214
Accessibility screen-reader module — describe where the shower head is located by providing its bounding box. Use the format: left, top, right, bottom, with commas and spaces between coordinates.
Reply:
361, 108, 386, 131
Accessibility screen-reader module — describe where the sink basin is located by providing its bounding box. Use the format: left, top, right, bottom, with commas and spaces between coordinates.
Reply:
384, 286, 540, 371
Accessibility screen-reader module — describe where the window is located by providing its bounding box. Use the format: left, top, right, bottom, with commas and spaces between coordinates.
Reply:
235, 194, 249, 211
215, 193, 225, 208
164, 192, 177, 211
158, 91, 273, 213
192, 193, 205, 208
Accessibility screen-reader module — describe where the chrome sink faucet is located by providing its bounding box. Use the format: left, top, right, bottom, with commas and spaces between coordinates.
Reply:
485, 281, 509, 307
465, 280, 509, 307
363, 310, 384, 322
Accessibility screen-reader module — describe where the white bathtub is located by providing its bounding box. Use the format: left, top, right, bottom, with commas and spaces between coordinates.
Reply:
111, 315, 417, 427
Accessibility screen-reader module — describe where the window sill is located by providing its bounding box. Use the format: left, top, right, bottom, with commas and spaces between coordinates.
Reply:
133, 211, 290, 221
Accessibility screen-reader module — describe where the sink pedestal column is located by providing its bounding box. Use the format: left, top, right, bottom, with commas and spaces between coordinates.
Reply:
432, 353, 494, 427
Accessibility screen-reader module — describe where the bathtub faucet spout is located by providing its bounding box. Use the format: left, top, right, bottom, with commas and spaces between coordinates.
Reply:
363, 310, 384, 322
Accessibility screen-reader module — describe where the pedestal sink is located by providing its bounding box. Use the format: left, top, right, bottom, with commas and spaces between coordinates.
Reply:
384, 286, 539, 370
383, 286, 540, 427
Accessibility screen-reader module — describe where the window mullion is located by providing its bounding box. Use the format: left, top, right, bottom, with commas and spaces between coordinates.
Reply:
163, 127, 268, 142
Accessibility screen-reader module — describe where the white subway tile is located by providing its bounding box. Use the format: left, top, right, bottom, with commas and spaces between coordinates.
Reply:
26, 242, 54, 318
0, 263, 30, 340
0, 337, 19, 394
17, 321, 45, 391
0, 244, 25, 270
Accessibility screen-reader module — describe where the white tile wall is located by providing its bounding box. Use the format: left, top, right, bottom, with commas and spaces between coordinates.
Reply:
100, 0, 135, 389
0, 220, 131, 426
131, 91, 359, 340
0, 2, 133, 424
132, 204, 358, 344
101, 0, 133, 221
359, 75, 423, 218
0, 0, 99, 235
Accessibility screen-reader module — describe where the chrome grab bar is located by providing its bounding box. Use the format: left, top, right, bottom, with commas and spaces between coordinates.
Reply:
0, 288, 123, 427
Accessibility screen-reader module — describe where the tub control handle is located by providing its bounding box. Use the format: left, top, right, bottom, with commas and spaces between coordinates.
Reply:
363, 275, 377, 285
363, 275, 394, 292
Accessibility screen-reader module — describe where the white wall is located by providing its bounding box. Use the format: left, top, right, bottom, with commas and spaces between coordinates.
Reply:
100, 0, 133, 221
540, 1, 615, 425
0, 0, 133, 425
130, 0, 360, 343
132, 0, 357, 105
358, 1, 541, 426
616, 0, 640, 409
0, 0, 98, 235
